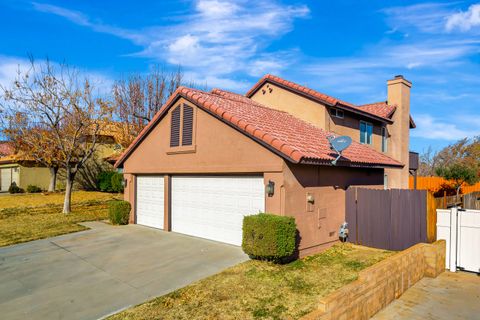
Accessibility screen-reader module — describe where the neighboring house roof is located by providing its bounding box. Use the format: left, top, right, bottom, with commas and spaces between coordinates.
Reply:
246, 74, 405, 124
0, 141, 14, 157
115, 87, 402, 169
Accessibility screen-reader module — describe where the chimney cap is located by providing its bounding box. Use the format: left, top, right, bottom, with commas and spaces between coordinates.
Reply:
395, 75, 404, 79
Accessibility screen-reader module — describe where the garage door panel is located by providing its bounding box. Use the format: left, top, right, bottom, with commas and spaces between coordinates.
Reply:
136, 176, 164, 229
172, 176, 265, 246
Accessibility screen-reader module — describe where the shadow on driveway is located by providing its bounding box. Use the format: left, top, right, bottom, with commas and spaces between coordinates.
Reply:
0, 222, 248, 320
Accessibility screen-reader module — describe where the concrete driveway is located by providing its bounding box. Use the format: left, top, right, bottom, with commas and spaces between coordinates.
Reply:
0, 222, 248, 320
372, 271, 480, 320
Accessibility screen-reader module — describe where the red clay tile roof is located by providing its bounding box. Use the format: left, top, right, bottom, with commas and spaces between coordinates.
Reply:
246, 74, 396, 123
356, 101, 397, 119
0, 141, 14, 157
115, 87, 402, 169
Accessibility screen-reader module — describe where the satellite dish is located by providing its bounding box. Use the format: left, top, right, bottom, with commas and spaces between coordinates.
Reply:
327, 135, 352, 165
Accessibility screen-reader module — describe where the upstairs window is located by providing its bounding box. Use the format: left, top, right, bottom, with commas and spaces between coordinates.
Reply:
381, 127, 388, 152
330, 108, 344, 119
170, 104, 195, 148
360, 121, 373, 145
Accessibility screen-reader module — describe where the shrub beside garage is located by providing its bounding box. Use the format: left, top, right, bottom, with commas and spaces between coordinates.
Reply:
242, 213, 297, 262
108, 200, 131, 225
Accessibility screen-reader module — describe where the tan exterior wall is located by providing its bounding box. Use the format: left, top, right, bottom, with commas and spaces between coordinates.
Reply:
281, 163, 383, 255
302, 240, 446, 320
249, 83, 327, 128
326, 112, 384, 154
19, 166, 51, 190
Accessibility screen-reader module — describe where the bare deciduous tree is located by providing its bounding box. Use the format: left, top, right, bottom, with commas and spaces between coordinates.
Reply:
112, 67, 183, 147
1, 58, 112, 213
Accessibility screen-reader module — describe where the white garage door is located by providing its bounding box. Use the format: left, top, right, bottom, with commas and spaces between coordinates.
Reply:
1, 168, 19, 192
136, 176, 164, 229
172, 176, 265, 246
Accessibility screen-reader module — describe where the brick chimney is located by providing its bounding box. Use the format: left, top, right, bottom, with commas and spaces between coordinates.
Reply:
385, 75, 411, 189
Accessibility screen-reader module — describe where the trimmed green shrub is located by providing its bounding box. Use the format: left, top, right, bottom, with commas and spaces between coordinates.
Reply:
111, 172, 124, 193
97, 171, 115, 192
108, 200, 131, 225
8, 182, 24, 194
26, 185, 42, 193
242, 213, 297, 262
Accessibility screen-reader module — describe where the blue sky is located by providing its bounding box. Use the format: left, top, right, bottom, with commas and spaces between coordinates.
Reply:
1, 0, 479, 153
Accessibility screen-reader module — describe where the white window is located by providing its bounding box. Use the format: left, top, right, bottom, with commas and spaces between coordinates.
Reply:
360, 121, 373, 145
381, 127, 388, 152
330, 108, 344, 119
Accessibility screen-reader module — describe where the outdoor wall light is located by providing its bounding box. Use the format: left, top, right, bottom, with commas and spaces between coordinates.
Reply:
266, 180, 275, 197
307, 194, 315, 204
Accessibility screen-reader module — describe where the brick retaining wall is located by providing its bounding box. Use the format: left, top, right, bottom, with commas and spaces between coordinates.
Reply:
302, 240, 446, 320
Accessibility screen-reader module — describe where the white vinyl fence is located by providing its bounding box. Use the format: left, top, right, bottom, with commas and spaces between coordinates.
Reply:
437, 207, 480, 273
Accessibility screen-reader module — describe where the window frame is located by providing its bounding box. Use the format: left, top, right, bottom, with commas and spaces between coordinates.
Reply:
360, 120, 373, 145
381, 126, 388, 153
330, 108, 344, 119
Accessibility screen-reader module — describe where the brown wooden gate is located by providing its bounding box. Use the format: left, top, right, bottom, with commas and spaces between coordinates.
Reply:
346, 188, 427, 251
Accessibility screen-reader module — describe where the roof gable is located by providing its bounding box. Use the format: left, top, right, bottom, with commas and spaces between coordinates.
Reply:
115, 87, 402, 169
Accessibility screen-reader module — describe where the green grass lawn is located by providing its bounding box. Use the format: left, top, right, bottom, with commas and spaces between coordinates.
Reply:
0, 191, 122, 246
109, 244, 394, 320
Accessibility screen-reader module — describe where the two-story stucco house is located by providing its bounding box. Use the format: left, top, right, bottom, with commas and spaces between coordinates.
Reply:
115, 75, 415, 256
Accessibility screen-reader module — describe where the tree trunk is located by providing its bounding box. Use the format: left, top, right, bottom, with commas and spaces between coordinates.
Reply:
63, 169, 75, 214
48, 167, 58, 192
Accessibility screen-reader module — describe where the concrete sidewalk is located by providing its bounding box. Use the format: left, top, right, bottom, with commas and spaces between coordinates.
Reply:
0, 222, 248, 320
372, 271, 480, 320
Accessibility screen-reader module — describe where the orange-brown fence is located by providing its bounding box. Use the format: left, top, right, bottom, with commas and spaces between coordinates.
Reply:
409, 176, 480, 194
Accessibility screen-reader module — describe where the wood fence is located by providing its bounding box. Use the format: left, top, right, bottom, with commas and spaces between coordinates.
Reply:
346, 188, 427, 251
409, 176, 480, 194
463, 192, 480, 210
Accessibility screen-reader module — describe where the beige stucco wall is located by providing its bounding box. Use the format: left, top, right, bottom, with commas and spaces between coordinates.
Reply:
250, 83, 328, 128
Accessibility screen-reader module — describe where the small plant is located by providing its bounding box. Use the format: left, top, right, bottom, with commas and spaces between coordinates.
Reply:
8, 182, 24, 194
110, 172, 124, 193
108, 200, 131, 225
242, 213, 297, 263
26, 185, 42, 193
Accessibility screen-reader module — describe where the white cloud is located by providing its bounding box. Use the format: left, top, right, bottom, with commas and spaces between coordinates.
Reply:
411, 114, 480, 140
382, 3, 452, 33
0, 55, 113, 96
446, 3, 480, 32
32, 2, 146, 43
31, 1, 309, 89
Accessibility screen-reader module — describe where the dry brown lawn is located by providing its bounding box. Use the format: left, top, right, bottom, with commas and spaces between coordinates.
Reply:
0, 191, 121, 246
109, 244, 394, 320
